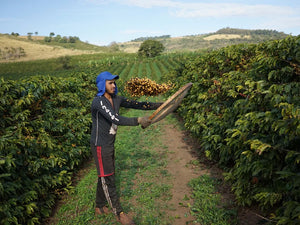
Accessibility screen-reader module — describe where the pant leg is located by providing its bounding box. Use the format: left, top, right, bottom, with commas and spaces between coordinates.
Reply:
100, 174, 123, 215
96, 177, 107, 208
91, 145, 115, 177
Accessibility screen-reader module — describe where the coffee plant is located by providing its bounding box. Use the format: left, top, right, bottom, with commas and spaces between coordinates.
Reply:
0, 73, 96, 224
169, 36, 299, 224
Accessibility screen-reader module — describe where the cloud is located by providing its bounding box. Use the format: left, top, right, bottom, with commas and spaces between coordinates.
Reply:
87, 0, 300, 33
92, 0, 296, 18
172, 3, 293, 18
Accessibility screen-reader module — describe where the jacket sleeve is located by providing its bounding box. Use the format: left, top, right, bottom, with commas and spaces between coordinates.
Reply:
93, 97, 139, 126
120, 97, 163, 110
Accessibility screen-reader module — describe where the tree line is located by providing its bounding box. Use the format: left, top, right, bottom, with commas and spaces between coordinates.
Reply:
5, 32, 80, 43
215, 27, 288, 37
131, 35, 171, 42
44, 32, 80, 43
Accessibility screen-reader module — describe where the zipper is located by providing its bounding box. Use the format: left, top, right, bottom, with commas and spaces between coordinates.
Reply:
95, 109, 99, 145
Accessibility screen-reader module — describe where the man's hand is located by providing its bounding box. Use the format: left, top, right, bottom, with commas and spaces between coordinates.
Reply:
138, 116, 152, 129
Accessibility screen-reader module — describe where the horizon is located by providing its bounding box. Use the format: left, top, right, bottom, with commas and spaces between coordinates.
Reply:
1, 27, 292, 46
1, 0, 299, 46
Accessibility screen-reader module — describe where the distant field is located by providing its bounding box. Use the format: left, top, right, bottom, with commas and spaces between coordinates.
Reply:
119, 41, 141, 53
18, 35, 45, 41
203, 34, 251, 40
0, 35, 99, 62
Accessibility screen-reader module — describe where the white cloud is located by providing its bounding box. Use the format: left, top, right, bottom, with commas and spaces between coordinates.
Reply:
87, 0, 300, 33
172, 3, 293, 18
90, 0, 297, 18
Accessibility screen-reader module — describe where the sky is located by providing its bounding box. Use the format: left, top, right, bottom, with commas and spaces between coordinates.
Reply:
1, 0, 300, 46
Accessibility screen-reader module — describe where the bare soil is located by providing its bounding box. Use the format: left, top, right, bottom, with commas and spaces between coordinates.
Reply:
158, 118, 265, 225
160, 123, 202, 224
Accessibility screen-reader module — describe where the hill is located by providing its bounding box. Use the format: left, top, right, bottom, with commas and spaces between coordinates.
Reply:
118, 28, 290, 53
0, 34, 110, 62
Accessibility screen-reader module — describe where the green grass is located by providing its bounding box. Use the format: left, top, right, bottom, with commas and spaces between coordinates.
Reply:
188, 175, 238, 225
0, 52, 137, 80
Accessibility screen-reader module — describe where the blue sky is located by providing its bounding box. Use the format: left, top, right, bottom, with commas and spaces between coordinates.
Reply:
1, 0, 300, 46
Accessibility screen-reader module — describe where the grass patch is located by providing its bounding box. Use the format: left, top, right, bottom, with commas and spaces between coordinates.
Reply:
188, 175, 238, 225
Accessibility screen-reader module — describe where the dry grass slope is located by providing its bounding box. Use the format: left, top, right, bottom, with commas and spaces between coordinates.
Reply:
203, 34, 251, 41
0, 35, 97, 62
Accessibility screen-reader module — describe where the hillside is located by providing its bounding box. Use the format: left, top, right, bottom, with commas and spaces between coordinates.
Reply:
118, 28, 290, 53
0, 34, 109, 62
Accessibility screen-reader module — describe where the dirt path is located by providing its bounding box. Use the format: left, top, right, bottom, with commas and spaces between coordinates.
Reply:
159, 123, 202, 224
158, 119, 263, 225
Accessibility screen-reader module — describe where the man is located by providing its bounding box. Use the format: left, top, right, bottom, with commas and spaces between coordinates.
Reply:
90, 71, 162, 225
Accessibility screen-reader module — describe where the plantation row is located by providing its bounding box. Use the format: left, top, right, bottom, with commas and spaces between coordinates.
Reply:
170, 36, 300, 224
0, 52, 188, 81
78, 53, 188, 84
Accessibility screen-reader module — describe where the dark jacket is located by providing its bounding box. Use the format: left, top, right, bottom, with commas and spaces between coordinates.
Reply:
90, 95, 161, 147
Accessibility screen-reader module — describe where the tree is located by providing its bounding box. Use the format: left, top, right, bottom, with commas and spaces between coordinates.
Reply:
54, 35, 62, 42
27, 32, 33, 40
69, 36, 76, 43
108, 41, 120, 52
44, 36, 51, 42
59, 36, 68, 43
11, 32, 19, 36
138, 39, 165, 57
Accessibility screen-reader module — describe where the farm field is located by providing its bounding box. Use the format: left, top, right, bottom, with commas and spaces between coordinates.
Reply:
0, 51, 191, 81
0, 35, 299, 225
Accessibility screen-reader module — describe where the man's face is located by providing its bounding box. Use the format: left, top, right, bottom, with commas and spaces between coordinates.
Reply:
105, 79, 116, 95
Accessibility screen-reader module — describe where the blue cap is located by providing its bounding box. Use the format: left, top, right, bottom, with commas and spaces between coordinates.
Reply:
96, 71, 119, 96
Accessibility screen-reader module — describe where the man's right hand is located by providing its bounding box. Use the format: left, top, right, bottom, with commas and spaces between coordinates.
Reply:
138, 116, 152, 129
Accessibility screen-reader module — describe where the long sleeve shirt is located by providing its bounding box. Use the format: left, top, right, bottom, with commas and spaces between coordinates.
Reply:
90, 95, 161, 147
